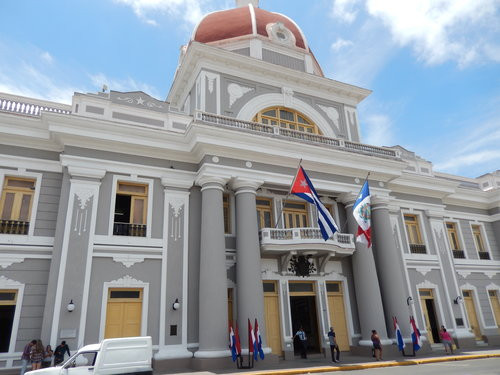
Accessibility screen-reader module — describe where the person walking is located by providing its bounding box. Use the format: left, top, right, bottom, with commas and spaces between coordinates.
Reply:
42, 345, 54, 368
30, 340, 45, 370
371, 330, 382, 361
293, 327, 308, 359
327, 327, 340, 363
439, 326, 454, 354
54, 341, 71, 366
20, 340, 36, 375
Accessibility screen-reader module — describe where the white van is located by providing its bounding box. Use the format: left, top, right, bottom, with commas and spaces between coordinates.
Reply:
27, 337, 152, 375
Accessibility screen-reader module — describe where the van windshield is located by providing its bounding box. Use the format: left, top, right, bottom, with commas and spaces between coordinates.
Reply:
63, 352, 98, 369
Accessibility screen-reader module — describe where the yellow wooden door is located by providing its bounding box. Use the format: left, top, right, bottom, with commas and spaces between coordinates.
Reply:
263, 281, 282, 356
105, 288, 142, 339
326, 282, 349, 351
489, 291, 500, 330
463, 290, 481, 339
419, 290, 434, 344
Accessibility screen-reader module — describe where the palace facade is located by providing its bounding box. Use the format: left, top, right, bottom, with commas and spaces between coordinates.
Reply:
1, 0, 499, 371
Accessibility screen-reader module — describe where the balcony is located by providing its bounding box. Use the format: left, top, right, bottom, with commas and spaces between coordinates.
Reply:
259, 227, 355, 255
0, 220, 29, 235
113, 222, 147, 237
452, 249, 466, 259
0, 96, 71, 117
478, 252, 491, 260
196, 112, 400, 160
409, 244, 427, 254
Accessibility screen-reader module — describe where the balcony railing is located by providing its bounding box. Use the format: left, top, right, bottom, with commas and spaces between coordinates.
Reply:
452, 249, 466, 259
113, 222, 147, 237
0, 220, 29, 235
409, 244, 427, 254
478, 252, 491, 260
260, 227, 354, 248
197, 112, 399, 160
0, 97, 71, 117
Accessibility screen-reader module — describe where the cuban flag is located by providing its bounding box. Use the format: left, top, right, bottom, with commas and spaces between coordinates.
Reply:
248, 319, 258, 360
291, 166, 339, 240
352, 180, 371, 247
254, 319, 265, 360
410, 315, 422, 351
228, 323, 241, 361
393, 316, 405, 351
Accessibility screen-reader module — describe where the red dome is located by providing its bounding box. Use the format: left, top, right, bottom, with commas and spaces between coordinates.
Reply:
193, 5, 307, 50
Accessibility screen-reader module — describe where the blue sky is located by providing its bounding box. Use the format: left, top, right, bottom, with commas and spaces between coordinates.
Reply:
1, 0, 499, 179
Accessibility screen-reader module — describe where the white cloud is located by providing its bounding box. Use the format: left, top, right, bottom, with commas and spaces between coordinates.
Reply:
331, 0, 361, 23
112, 0, 212, 27
331, 38, 353, 52
364, 0, 500, 66
89, 73, 160, 98
40, 51, 53, 64
361, 113, 394, 146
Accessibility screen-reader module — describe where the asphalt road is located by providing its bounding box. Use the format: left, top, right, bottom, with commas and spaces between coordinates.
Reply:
327, 358, 500, 375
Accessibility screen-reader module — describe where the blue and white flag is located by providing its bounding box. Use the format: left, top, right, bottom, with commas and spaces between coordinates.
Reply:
352, 180, 371, 247
291, 166, 339, 240
393, 316, 405, 351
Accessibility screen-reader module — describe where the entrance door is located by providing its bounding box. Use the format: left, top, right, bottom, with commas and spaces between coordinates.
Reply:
0, 290, 17, 353
463, 290, 482, 339
419, 289, 440, 343
263, 281, 282, 356
104, 288, 143, 339
326, 282, 349, 351
283, 201, 308, 229
289, 282, 319, 355
489, 290, 500, 330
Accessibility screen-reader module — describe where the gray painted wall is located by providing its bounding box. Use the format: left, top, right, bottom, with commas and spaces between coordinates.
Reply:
187, 187, 201, 344
33, 171, 62, 237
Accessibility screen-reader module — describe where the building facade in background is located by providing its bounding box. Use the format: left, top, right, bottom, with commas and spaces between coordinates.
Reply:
1, 0, 499, 371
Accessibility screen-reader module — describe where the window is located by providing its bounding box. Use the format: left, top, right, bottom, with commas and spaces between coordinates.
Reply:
446, 222, 464, 259
223, 194, 230, 234
0, 177, 36, 235
113, 182, 148, 237
253, 107, 321, 135
256, 198, 273, 229
283, 201, 308, 228
64, 352, 97, 369
0, 290, 17, 352
471, 225, 489, 260
404, 214, 426, 254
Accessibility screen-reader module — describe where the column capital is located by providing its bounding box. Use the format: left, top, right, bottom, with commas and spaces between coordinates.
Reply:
230, 177, 264, 195
425, 208, 445, 220
338, 192, 358, 207
161, 169, 195, 190
67, 166, 106, 180
195, 173, 229, 191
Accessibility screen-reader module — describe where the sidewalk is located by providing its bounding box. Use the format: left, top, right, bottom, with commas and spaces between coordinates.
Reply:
170, 347, 500, 375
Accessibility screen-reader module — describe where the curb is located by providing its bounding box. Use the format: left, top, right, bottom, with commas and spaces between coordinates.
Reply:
238, 353, 500, 375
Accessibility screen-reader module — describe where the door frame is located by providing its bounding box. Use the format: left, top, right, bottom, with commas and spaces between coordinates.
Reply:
263, 280, 283, 355
99, 276, 149, 341
460, 283, 490, 333
0, 276, 24, 359
416, 281, 446, 341
486, 284, 500, 329
325, 281, 351, 350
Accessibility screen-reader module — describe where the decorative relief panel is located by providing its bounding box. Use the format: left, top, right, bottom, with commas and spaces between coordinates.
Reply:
227, 83, 254, 107
111, 91, 168, 113
108, 275, 144, 286
0, 255, 25, 269
205, 73, 218, 94
261, 258, 278, 277
0, 275, 23, 287
169, 200, 184, 241
281, 87, 294, 107
457, 270, 471, 278
112, 255, 146, 268
317, 104, 340, 127
74, 189, 94, 236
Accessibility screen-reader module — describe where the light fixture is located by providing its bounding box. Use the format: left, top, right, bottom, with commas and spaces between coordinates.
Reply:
67, 300, 75, 312
172, 298, 180, 310
407, 296, 414, 306
454, 296, 463, 304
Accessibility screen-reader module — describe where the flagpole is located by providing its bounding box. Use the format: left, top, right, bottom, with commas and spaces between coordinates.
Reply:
274, 159, 302, 228
339, 171, 371, 233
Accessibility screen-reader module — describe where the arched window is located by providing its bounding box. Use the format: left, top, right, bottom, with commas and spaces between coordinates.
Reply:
253, 107, 322, 135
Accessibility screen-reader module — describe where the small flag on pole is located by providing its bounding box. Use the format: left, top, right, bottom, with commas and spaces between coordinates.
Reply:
254, 319, 265, 360
229, 323, 241, 361
352, 180, 371, 247
248, 319, 258, 360
410, 315, 422, 351
291, 166, 339, 240
393, 316, 405, 351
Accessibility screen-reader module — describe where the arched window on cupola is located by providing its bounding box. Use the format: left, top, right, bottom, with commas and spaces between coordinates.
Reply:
253, 106, 322, 135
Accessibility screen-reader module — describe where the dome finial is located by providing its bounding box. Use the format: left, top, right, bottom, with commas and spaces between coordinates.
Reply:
235, 0, 259, 8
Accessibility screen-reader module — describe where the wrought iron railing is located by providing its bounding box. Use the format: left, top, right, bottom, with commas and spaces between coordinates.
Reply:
196, 112, 398, 159
452, 249, 466, 259
113, 222, 147, 237
259, 227, 354, 247
409, 244, 427, 254
0, 97, 71, 117
0, 220, 29, 235
478, 252, 490, 260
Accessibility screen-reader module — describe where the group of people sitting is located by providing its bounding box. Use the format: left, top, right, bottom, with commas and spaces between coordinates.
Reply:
20, 340, 70, 375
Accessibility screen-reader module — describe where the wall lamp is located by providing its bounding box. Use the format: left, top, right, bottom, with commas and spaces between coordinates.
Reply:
172, 298, 180, 310
67, 300, 75, 312
454, 296, 463, 304
407, 296, 414, 306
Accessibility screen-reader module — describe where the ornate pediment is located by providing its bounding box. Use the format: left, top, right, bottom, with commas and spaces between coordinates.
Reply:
111, 91, 169, 113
